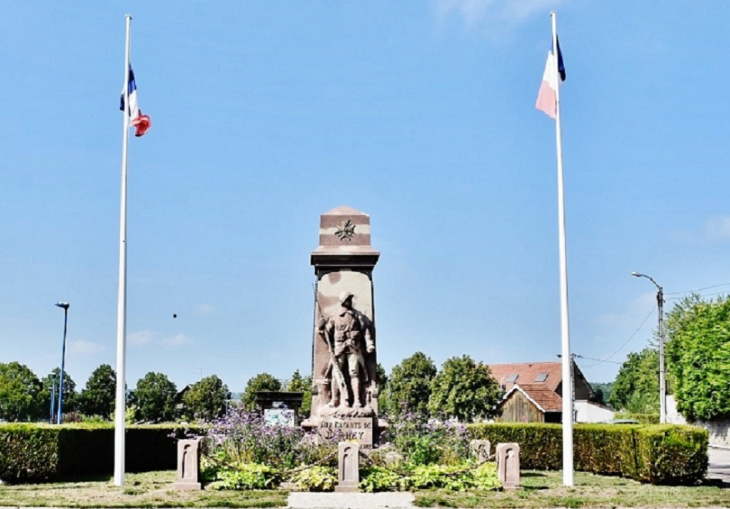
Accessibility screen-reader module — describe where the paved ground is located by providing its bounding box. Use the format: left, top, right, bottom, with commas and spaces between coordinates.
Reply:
288, 492, 414, 509
708, 446, 730, 484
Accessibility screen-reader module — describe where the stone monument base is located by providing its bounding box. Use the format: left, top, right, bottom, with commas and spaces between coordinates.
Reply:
302, 415, 389, 452
173, 481, 202, 491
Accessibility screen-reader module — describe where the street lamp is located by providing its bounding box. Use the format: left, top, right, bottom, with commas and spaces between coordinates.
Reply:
631, 272, 666, 424
55, 302, 70, 425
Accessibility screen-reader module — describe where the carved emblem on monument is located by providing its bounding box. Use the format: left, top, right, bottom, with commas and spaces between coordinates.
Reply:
335, 219, 356, 241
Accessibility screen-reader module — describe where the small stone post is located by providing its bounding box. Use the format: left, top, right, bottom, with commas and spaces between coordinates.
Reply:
335, 441, 360, 492
496, 443, 520, 490
469, 439, 491, 463
174, 438, 202, 491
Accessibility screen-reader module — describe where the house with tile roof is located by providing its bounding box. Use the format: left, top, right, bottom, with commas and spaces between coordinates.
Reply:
487, 361, 614, 423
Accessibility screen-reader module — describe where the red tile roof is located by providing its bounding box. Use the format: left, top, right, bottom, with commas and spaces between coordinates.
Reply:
507, 383, 563, 412
487, 362, 564, 392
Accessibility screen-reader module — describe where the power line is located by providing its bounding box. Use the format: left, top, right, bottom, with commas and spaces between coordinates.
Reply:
667, 290, 730, 301
666, 282, 730, 296
585, 305, 656, 368
574, 354, 622, 366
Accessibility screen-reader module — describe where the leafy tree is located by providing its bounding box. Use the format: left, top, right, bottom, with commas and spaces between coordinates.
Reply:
666, 294, 730, 421
374, 363, 390, 415
41, 368, 79, 416
242, 373, 282, 410
286, 369, 312, 417
132, 372, 178, 423
389, 352, 437, 415
590, 382, 612, 406
79, 364, 117, 420
428, 355, 503, 422
183, 375, 230, 420
608, 347, 660, 413
0, 362, 44, 421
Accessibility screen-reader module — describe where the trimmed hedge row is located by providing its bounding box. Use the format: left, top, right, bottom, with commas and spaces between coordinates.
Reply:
0, 423, 203, 483
467, 422, 708, 484
615, 412, 661, 424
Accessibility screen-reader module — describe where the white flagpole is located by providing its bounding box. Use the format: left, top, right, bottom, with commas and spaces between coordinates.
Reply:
114, 13, 132, 487
551, 10, 574, 487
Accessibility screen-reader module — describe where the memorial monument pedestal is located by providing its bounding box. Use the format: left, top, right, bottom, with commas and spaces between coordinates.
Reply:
302, 206, 386, 448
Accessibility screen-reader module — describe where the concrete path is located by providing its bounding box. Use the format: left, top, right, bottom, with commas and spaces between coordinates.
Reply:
288, 492, 414, 509
708, 446, 730, 485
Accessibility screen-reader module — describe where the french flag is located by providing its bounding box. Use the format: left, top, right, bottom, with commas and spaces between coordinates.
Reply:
120, 65, 151, 137
535, 38, 566, 119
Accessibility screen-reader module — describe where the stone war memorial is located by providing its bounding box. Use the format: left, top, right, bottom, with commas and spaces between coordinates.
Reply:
302, 205, 385, 449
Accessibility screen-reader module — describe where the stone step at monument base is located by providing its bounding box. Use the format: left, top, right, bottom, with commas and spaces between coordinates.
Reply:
288, 492, 414, 509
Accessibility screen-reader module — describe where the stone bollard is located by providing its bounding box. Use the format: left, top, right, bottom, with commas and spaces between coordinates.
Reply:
496, 443, 520, 490
469, 439, 491, 462
174, 438, 202, 490
335, 441, 360, 492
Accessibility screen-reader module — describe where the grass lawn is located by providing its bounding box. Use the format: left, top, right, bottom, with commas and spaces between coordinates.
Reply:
415, 470, 730, 508
0, 470, 286, 508
0, 469, 728, 508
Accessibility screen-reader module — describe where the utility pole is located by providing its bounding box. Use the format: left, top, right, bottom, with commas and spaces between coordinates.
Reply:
657, 285, 666, 424
632, 272, 666, 424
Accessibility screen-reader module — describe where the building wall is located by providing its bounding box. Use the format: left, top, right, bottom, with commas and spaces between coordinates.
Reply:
667, 396, 728, 446
666, 395, 687, 424
574, 400, 614, 423
697, 420, 730, 447
497, 391, 545, 423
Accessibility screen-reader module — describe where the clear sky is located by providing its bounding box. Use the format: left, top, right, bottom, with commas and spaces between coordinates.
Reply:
2, 1, 729, 394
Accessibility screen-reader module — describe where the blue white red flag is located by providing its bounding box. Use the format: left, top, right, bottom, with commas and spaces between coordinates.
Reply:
119, 65, 151, 136
535, 38, 566, 119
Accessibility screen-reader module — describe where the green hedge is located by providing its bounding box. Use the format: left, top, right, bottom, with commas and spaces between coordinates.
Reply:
615, 412, 661, 424
0, 423, 204, 483
467, 423, 708, 484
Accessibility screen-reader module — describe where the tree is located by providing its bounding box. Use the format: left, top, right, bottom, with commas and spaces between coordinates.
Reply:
608, 348, 660, 413
0, 362, 43, 422
79, 364, 117, 419
666, 294, 730, 421
389, 352, 437, 415
132, 372, 178, 423
183, 375, 229, 420
374, 363, 390, 415
428, 355, 503, 422
41, 368, 79, 417
590, 382, 612, 406
242, 373, 282, 410
286, 369, 312, 417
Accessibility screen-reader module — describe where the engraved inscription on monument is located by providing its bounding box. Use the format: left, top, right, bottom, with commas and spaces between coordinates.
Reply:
317, 417, 374, 450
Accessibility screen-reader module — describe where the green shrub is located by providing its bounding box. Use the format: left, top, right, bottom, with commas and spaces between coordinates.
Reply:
0, 424, 59, 482
383, 412, 469, 467
207, 462, 278, 490
360, 465, 408, 492
468, 422, 708, 484
0, 423, 204, 483
616, 412, 660, 424
359, 462, 501, 492
288, 465, 338, 492
467, 423, 563, 469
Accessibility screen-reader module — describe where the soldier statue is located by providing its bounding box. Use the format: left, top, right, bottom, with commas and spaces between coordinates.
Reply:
318, 291, 375, 409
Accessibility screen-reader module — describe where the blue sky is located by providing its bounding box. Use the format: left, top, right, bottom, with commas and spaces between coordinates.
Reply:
2, 1, 729, 393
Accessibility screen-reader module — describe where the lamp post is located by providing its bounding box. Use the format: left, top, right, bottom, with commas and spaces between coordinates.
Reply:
55, 302, 70, 425
631, 272, 666, 424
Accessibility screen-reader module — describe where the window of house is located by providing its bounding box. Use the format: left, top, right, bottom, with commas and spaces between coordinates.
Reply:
535, 373, 549, 382
506, 374, 519, 383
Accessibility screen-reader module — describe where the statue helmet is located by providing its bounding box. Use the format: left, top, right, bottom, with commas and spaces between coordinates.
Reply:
339, 291, 354, 304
